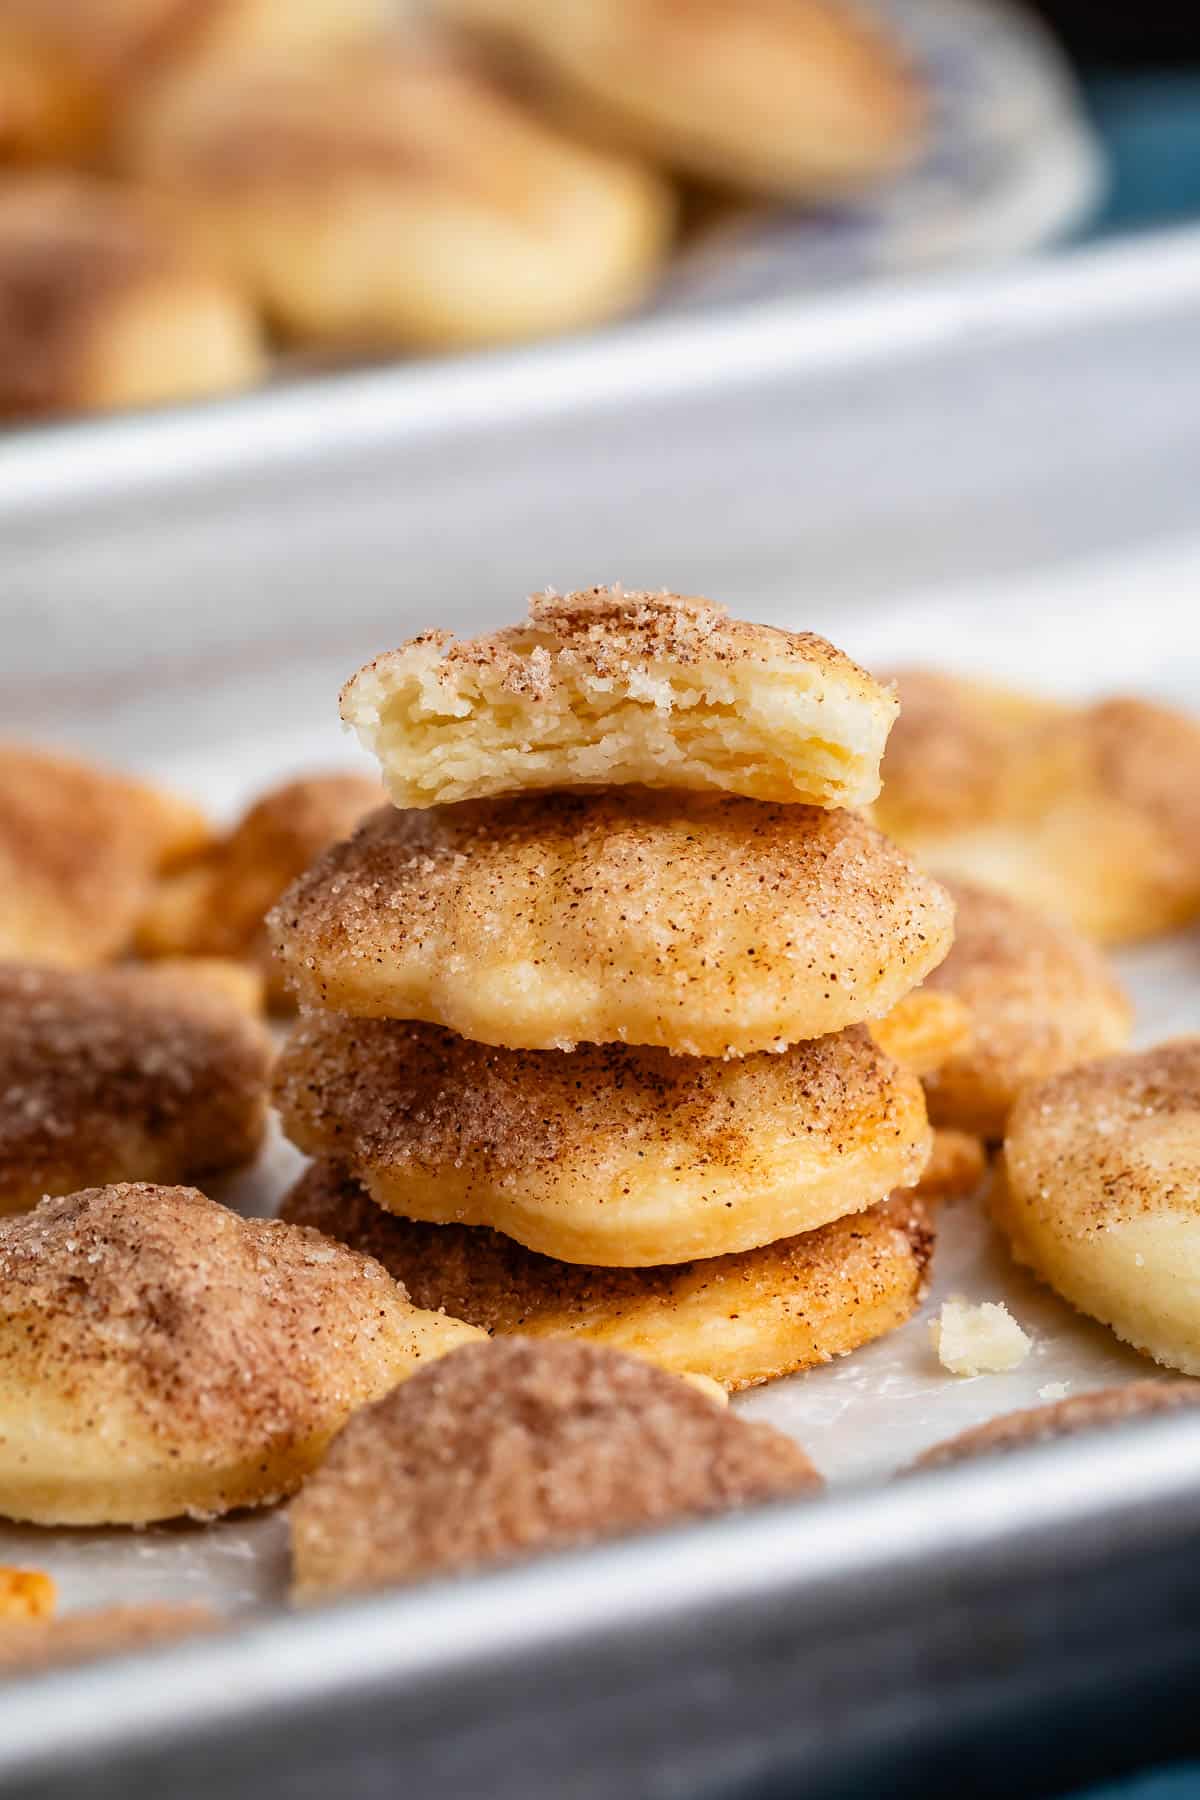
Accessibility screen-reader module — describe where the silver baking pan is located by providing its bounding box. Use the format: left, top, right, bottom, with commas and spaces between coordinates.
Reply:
3, 226, 1200, 1796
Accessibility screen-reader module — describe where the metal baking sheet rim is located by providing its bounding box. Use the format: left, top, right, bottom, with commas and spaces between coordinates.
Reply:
2, 224, 1200, 524
3, 1410, 1200, 1795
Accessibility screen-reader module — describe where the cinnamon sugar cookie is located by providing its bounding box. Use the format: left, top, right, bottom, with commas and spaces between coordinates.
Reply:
341, 588, 898, 811
0, 1604, 214, 1676
273, 1017, 931, 1264
998, 1042, 1200, 1374
433, 0, 923, 199
0, 962, 271, 1214
269, 793, 954, 1056
910, 1379, 1200, 1471
876, 672, 1200, 943
127, 40, 674, 350
281, 1163, 934, 1388
0, 176, 263, 420
920, 881, 1131, 1139
0, 743, 208, 967
0, 0, 386, 165
0, 1182, 483, 1524
137, 770, 382, 1003
290, 1338, 819, 1598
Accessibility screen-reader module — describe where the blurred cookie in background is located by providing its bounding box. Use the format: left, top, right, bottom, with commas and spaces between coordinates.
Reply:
0, 741, 209, 967
125, 37, 677, 351
433, 0, 925, 198
0, 174, 264, 417
137, 771, 383, 1007
0, 0, 389, 166
876, 671, 1200, 944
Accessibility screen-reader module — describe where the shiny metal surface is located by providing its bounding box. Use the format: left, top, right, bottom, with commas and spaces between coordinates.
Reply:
3, 1411, 1200, 1797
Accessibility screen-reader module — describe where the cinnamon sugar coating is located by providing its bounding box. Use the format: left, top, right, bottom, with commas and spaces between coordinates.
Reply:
432, 0, 924, 199
999, 1041, 1200, 1374
0, 1181, 482, 1525
920, 881, 1131, 1139
126, 39, 674, 350
273, 1016, 931, 1265
0, 1604, 214, 1676
281, 1163, 934, 1389
0, 962, 271, 1215
137, 770, 383, 1004
269, 793, 954, 1056
910, 1379, 1200, 1471
290, 1338, 820, 1598
0, 742, 209, 968
341, 586, 897, 810
876, 671, 1200, 943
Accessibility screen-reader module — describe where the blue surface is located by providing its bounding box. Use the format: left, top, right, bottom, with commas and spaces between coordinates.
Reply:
1070, 1770, 1200, 1800
1083, 73, 1200, 234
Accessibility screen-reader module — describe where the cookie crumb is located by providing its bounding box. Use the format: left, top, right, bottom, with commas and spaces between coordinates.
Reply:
931, 1298, 1031, 1376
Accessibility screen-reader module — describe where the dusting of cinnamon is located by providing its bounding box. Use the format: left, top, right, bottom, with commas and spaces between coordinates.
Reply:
0, 962, 270, 1213
290, 1338, 820, 1597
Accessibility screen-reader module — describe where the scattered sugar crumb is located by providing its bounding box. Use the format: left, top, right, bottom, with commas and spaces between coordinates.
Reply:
930, 1298, 1032, 1376
1038, 1382, 1069, 1402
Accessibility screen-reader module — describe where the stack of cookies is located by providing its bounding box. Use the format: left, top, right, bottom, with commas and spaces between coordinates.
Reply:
270, 588, 956, 1392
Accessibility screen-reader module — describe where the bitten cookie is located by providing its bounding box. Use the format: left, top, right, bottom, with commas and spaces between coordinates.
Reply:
341, 588, 898, 811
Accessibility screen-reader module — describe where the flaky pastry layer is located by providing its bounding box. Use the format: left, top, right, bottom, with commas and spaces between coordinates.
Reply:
341, 587, 898, 810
